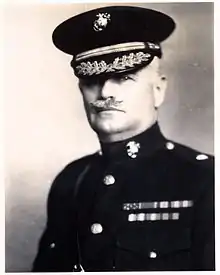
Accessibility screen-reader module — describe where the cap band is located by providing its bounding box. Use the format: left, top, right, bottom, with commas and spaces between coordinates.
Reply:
75, 41, 159, 62
75, 51, 152, 76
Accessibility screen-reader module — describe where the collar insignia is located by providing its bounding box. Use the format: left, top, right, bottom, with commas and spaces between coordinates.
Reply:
93, 13, 111, 32
126, 141, 140, 158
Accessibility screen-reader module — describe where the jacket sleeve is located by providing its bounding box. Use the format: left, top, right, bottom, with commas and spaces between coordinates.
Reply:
32, 167, 80, 272
191, 163, 215, 270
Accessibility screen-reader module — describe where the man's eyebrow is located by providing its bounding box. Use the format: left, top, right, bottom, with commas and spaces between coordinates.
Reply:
126, 72, 139, 79
116, 72, 137, 78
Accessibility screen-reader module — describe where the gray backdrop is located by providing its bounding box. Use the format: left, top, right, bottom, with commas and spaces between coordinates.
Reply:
5, 2, 214, 272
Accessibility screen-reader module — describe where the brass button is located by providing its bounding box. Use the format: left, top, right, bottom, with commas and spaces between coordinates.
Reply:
91, 223, 103, 234
196, 154, 208, 160
103, 175, 115, 185
49, 242, 55, 248
166, 142, 175, 150
149, 251, 157, 258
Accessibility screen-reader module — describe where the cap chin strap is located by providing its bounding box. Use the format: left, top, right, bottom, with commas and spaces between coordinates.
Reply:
75, 41, 160, 62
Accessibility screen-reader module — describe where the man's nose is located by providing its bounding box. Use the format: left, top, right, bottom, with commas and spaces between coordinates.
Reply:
99, 79, 116, 98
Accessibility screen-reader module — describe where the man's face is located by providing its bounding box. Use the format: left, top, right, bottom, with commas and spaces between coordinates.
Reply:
78, 57, 167, 142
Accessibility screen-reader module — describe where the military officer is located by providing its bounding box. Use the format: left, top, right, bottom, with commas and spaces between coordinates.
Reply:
32, 5, 215, 272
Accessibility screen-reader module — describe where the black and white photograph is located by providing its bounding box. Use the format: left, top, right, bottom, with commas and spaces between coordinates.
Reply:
4, 1, 215, 272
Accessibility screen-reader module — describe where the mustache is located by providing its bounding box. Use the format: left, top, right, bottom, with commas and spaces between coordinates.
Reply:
90, 97, 124, 111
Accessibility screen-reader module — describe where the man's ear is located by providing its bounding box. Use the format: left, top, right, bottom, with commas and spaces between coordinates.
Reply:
78, 79, 84, 93
153, 75, 167, 108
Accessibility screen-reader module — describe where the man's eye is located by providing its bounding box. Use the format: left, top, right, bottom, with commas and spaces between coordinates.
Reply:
116, 75, 134, 82
79, 77, 102, 87
122, 75, 131, 81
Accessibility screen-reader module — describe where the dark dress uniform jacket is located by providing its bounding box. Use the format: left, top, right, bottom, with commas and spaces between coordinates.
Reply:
32, 123, 215, 272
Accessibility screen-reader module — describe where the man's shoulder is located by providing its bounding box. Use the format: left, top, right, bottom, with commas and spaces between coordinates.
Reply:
63, 151, 99, 174
49, 152, 99, 196
168, 141, 214, 171
161, 140, 214, 190
159, 140, 214, 195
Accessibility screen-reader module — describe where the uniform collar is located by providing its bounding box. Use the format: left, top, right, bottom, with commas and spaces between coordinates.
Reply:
99, 122, 167, 162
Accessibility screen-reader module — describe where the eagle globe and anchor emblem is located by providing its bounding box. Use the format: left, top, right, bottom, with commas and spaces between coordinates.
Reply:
93, 13, 111, 32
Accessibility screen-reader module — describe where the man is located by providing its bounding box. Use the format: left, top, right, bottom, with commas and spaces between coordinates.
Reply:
32, 5, 214, 272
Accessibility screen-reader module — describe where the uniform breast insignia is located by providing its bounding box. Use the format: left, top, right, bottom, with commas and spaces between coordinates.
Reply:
126, 141, 140, 158
93, 13, 111, 32
124, 200, 193, 222
128, 212, 180, 222
123, 200, 193, 210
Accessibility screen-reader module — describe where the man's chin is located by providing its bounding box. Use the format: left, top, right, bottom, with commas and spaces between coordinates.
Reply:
91, 122, 126, 136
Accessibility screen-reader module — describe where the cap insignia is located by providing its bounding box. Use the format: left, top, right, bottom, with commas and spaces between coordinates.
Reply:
126, 141, 140, 159
93, 13, 111, 32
